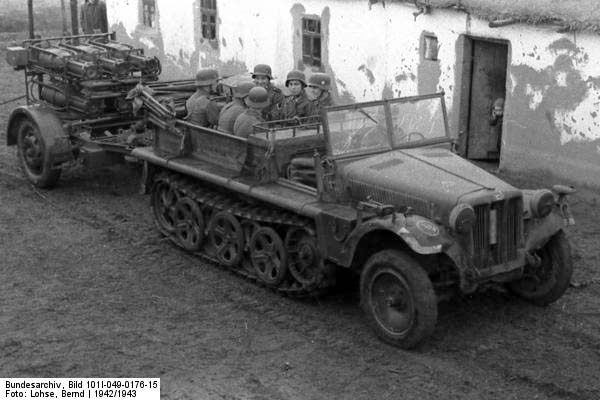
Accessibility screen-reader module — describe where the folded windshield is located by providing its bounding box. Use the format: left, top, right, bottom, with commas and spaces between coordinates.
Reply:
324, 94, 448, 157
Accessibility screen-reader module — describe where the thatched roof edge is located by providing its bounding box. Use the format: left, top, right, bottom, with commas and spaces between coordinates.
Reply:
387, 0, 600, 33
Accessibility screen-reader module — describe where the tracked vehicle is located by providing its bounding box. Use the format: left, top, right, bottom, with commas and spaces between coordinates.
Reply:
131, 91, 575, 348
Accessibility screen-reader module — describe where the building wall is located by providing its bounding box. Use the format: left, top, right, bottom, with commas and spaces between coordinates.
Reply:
107, 0, 600, 188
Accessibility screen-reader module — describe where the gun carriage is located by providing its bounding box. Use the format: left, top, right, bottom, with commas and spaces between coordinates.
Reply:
4, 32, 194, 187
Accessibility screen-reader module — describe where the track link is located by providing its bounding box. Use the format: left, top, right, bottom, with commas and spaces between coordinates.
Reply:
152, 171, 334, 297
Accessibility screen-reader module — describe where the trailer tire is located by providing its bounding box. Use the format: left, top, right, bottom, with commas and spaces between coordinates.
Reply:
16, 118, 61, 188
360, 250, 437, 349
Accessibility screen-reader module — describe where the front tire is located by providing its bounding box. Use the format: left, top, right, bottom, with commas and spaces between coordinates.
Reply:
360, 250, 437, 349
16, 118, 61, 188
510, 230, 573, 305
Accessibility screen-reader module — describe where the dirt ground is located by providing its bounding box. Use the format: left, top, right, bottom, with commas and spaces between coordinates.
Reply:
1, 46, 600, 400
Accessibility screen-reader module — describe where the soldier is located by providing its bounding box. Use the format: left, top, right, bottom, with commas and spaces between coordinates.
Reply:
233, 87, 269, 138
307, 72, 335, 120
80, 0, 109, 34
252, 64, 284, 120
186, 68, 219, 127
275, 70, 311, 121
217, 81, 255, 134
489, 97, 505, 154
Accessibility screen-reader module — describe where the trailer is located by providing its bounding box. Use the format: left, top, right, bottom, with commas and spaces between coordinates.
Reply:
4, 32, 201, 187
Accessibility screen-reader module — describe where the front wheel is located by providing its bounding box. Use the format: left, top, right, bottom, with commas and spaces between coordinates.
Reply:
360, 250, 437, 349
16, 118, 61, 188
509, 230, 573, 305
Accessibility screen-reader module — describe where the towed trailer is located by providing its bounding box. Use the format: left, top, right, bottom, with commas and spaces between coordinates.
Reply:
4, 32, 203, 187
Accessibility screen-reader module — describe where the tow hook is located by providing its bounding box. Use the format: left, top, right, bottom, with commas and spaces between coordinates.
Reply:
525, 252, 541, 268
552, 184, 576, 226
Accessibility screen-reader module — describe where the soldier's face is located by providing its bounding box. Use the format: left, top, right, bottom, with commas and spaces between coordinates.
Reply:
307, 86, 322, 100
254, 76, 270, 88
287, 80, 303, 96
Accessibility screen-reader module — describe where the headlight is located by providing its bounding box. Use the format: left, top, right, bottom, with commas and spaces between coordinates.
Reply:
449, 203, 476, 233
530, 189, 555, 218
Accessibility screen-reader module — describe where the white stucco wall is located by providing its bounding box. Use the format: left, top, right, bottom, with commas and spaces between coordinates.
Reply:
107, 0, 600, 186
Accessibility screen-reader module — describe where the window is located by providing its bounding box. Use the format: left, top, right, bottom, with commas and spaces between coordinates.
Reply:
302, 17, 321, 67
142, 0, 156, 28
200, 0, 217, 40
423, 34, 439, 61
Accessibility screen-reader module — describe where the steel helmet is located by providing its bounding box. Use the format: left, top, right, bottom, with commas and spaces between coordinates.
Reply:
252, 64, 273, 80
307, 73, 331, 91
195, 68, 219, 86
233, 81, 255, 99
285, 70, 306, 87
244, 86, 270, 109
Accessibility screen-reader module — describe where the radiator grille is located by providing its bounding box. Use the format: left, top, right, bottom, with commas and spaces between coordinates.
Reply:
473, 198, 522, 268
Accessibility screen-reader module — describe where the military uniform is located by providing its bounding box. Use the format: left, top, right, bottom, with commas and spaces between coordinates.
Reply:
277, 91, 311, 120
80, 0, 108, 34
186, 92, 214, 127
308, 92, 335, 120
263, 84, 284, 121
233, 109, 264, 138
218, 99, 246, 133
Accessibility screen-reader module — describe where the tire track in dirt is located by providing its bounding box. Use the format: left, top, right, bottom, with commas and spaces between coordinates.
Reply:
2, 167, 600, 399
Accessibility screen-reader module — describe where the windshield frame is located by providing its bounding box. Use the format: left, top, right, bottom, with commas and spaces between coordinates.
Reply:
321, 92, 450, 160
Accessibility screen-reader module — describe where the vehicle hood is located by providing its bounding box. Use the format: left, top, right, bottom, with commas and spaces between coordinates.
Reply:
340, 147, 519, 221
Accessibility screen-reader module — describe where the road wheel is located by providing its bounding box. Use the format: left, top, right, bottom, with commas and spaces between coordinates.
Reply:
510, 231, 573, 305
173, 197, 204, 251
360, 250, 437, 349
250, 227, 288, 286
16, 118, 61, 188
208, 212, 244, 267
151, 179, 179, 234
285, 227, 321, 287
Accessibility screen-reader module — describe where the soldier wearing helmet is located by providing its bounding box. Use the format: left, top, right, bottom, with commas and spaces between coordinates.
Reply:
233, 86, 269, 138
252, 64, 284, 120
307, 72, 335, 120
274, 70, 311, 121
186, 68, 219, 127
217, 81, 255, 134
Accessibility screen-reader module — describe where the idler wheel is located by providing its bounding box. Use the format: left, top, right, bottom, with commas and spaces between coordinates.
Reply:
249, 227, 288, 286
173, 197, 204, 251
151, 179, 179, 233
285, 228, 321, 287
208, 212, 244, 267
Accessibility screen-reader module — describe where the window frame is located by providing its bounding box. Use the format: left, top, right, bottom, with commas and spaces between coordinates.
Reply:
200, 0, 218, 40
141, 0, 157, 29
301, 16, 322, 67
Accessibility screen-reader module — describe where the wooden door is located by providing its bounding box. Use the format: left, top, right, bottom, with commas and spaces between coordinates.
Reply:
467, 40, 508, 160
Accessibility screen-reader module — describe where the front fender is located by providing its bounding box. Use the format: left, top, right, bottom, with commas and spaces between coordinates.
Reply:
525, 212, 564, 252
7, 105, 73, 164
342, 213, 453, 264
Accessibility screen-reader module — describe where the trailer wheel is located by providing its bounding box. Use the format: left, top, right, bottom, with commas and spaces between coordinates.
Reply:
360, 250, 437, 349
16, 118, 61, 188
509, 230, 573, 305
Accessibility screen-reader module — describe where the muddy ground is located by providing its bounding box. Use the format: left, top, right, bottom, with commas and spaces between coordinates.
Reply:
1, 46, 600, 400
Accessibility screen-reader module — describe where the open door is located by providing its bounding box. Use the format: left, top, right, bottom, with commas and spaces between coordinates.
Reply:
465, 39, 508, 160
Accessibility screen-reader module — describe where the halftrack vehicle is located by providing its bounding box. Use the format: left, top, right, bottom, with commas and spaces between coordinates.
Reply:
132, 91, 575, 348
